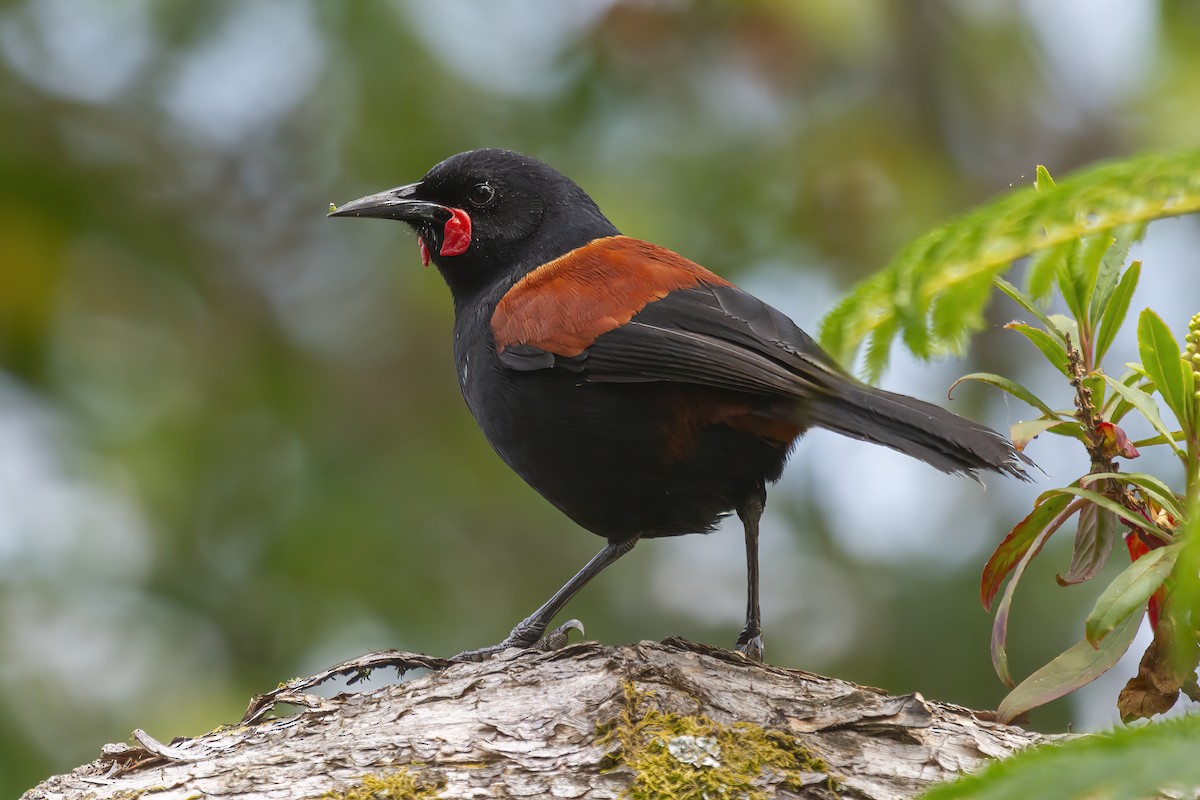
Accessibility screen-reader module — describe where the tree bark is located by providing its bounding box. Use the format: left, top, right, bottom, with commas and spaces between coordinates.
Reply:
22, 639, 1054, 800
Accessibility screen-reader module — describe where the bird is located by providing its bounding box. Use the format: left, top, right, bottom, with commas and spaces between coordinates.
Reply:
329, 148, 1031, 662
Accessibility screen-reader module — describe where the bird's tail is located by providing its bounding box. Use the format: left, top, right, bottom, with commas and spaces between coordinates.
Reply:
804, 381, 1033, 481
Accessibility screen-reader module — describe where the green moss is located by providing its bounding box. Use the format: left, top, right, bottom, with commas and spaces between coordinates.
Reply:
316, 769, 442, 800
599, 683, 839, 799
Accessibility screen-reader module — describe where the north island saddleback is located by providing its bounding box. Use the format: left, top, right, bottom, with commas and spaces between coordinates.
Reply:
330, 148, 1031, 662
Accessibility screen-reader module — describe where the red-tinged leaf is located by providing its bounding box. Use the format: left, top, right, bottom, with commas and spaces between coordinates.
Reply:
1149, 595, 1164, 631
1085, 543, 1180, 646
989, 497, 1082, 687
1123, 534, 1171, 628
1109, 424, 1141, 458
981, 492, 1076, 610
1056, 502, 1118, 586
1124, 531, 1153, 561
997, 609, 1144, 723
1096, 421, 1140, 459
992, 600, 1016, 688
1010, 418, 1073, 451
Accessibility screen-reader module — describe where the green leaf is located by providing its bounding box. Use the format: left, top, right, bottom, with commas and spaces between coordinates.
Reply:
1087, 239, 1118, 323
1076, 232, 1114, 329
1089, 227, 1136, 324
819, 148, 1200, 379
1104, 368, 1150, 422
1080, 471, 1185, 520
1085, 543, 1180, 646
1166, 495, 1200, 679
1183, 357, 1198, 430
1094, 260, 1140, 365
950, 373, 1063, 420
1005, 322, 1070, 376
993, 276, 1059, 334
1049, 486, 1172, 539
1130, 432, 1187, 448
918, 714, 1200, 800
1043, 422, 1090, 444
995, 608, 1143, 723
1054, 238, 1092, 324
1138, 309, 1190, 427
1046, 313, 1079, 343
1082, 372, 1107, 411
1100, 374, 1186, 457
1034, 163, 1056, 190
1123, 362, 1152, 382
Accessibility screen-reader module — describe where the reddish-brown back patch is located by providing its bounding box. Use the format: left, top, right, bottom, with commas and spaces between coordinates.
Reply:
491, 236, 732, 357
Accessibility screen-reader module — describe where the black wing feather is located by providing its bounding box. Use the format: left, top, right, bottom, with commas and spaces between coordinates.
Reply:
581, 284, 847, 398
495, 281, 1031, 480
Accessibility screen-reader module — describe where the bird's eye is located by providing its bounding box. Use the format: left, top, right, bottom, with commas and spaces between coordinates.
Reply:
466, 182, 496, 208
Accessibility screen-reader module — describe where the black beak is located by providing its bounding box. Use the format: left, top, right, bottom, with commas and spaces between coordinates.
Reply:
328, 182, 450, 224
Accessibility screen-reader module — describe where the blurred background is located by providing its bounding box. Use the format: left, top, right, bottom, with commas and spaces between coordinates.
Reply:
3, 1, 1200, 793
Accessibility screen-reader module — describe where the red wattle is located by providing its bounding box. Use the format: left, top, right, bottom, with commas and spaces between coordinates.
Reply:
440, 207, 472, 257
418, 237, 431, 267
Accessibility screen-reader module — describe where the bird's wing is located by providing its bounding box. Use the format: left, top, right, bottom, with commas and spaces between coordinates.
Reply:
581, 284, 846, 398
490, 235, 848, 399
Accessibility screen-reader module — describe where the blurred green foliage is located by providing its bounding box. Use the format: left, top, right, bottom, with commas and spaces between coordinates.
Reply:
3, 2, 1200, 795
920, 710, 1200, 800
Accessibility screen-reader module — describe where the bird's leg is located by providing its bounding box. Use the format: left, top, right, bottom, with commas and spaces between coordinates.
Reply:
452, 536, 639, 662
734, 482, 767, 662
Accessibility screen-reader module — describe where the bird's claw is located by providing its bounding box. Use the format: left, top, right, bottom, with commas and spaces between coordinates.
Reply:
735, 632, 765, 663
451, 618, 587, 663
537, 618, 585, 651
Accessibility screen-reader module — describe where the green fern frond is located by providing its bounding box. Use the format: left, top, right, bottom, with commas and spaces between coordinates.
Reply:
819, 149, 1200, 381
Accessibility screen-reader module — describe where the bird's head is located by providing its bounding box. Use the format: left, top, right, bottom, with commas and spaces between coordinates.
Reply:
330, 148, 619, 302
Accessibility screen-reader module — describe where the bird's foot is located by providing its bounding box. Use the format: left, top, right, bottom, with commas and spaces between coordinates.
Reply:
451, 619, 585, 663
734, 630, 765, 663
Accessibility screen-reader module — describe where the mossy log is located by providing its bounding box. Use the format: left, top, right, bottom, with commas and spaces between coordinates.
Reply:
22, 638, 1054, 799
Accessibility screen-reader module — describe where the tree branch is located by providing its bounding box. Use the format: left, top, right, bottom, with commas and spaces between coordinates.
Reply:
23, 639, 1056, 800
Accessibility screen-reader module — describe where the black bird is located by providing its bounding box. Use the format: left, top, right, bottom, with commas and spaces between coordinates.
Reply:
330, 148, 1030, 661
